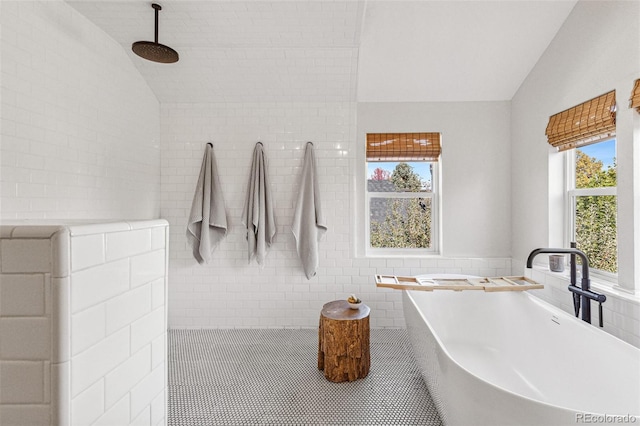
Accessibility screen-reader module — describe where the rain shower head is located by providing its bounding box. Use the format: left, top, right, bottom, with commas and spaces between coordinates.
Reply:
132, 3, 179, 64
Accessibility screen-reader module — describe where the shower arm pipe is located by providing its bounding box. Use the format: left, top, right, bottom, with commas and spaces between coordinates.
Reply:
153, 3, 160, 43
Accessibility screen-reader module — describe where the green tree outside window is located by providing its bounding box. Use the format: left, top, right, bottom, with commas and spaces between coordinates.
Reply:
370, 162, 431, 249
574, 150, 617, 273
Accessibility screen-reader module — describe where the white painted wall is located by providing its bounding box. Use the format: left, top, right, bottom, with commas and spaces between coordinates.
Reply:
0, 1, 160, 220
511, 0, 640, 347
356, 1, 576, 102
356, 102, 512, 258
511, 0, 640, 286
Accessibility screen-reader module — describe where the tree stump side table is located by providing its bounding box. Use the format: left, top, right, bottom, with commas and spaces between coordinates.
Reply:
317, 300, 370, 382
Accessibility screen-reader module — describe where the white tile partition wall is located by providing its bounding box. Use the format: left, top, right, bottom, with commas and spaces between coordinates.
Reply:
0, 220, 168, 426
514, 259, 640, 349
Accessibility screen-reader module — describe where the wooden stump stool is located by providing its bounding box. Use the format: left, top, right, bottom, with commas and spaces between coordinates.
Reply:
318, 300, 370, 382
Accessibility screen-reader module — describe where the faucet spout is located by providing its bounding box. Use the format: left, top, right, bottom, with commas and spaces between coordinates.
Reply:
526, 247, 606, 326
526, 248, 590, 282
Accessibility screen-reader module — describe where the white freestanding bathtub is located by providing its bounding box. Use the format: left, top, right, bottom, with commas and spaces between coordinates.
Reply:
403, 275, 640, 426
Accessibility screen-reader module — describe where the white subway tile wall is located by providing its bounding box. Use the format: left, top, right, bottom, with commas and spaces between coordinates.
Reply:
161, 102, 513, 328
0, 221, 168, 426
517, 260, 640, 348
0, 2, 160, 221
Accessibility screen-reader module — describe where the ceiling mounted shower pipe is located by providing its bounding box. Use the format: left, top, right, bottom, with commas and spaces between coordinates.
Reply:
132, 3, 179, 63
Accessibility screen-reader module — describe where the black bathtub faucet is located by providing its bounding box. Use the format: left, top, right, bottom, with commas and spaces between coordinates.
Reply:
526, 248, 606, 327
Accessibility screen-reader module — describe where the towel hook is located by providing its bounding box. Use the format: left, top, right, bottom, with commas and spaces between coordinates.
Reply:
207, 142, 213, 147
256, 141, 264, 146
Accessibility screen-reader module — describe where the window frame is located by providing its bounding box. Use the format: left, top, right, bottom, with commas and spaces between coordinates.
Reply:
565, 141, 618, 282
365, 161, 439, 257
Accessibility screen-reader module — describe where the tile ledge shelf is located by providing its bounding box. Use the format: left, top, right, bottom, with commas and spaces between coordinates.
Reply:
525, 265, 640, 304
0, 219, 168, 238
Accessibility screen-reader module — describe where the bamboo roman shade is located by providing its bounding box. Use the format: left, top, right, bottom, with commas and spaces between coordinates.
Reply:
366, 133, 441, 162
545, 90, 616, 152
630, 79, 640, 113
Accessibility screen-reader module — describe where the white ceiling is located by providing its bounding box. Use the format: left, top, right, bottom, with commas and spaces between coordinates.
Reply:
66, 0, 578, 103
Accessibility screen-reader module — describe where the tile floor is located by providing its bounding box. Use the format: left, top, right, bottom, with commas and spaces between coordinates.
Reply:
168, 328, 442, 425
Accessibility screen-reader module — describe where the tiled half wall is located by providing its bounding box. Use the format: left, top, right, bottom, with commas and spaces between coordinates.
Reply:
0, 220, 169, 426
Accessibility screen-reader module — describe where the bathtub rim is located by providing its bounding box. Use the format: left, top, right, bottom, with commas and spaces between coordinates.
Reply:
412, 273, 640, 352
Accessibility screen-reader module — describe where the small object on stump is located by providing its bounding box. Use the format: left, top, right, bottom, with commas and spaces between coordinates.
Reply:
347, 294, 362, 309
318, 299, 370, 382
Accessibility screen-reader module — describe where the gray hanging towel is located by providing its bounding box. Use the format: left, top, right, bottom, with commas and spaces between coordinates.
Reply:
241, 142, 276, 265
292, 142, 327, 279
186, 143, 228, 264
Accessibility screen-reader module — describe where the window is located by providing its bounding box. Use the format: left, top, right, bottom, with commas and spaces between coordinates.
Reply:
545, 90, 618, 278
630, 79, 640, 113
365, 133, 440, 255
567, 139, 617, 276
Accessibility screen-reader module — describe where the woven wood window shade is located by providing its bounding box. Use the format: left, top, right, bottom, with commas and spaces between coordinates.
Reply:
545, 90, 616, 152
630, 79, 640, 113
366, 133, 441, 162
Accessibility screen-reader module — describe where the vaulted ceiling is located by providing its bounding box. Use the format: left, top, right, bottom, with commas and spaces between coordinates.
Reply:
66, 0, 578, 103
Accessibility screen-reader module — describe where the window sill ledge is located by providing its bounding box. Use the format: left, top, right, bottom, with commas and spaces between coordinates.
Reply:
364, 253, 442, 259
529, 265, 640, 302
